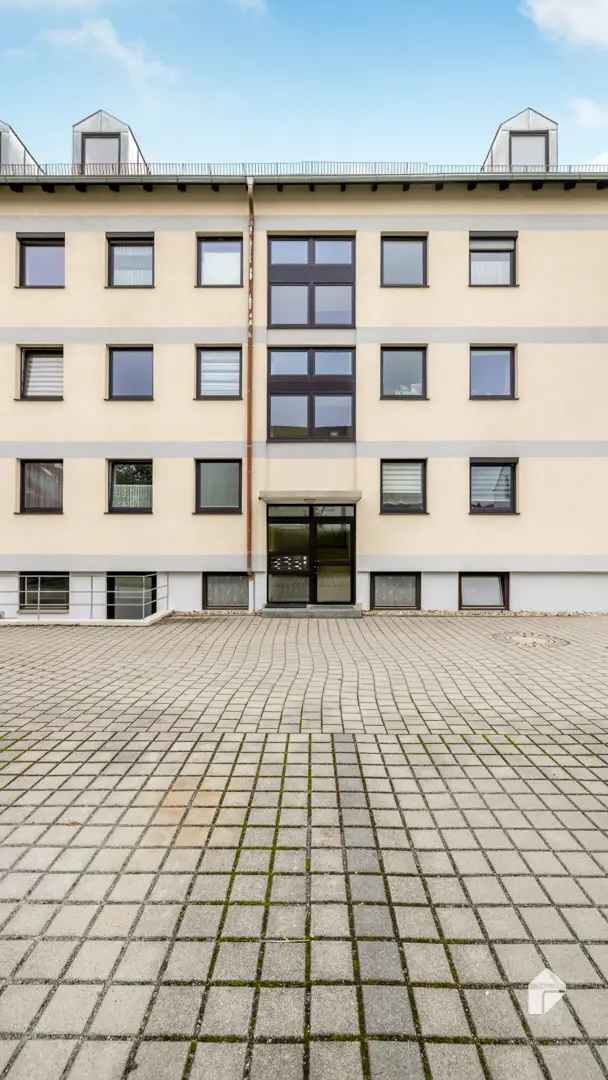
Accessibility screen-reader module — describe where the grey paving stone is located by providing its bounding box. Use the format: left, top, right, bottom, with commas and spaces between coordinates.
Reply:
131, 1042, 190, 1080
362, 984, 414, 1034
255, 987, 305, 1036
414, 987, 470, 1037
222, 904, 264, 937
367, 1040, 424, 1080
310, 985, 359, 1034
0, 984, 49, 1032
200, 986, 254, 1035
310, 903, 350, 937
425, 1043, 485, 1080
190, 1042, 247, 1080
6, 1039, 76, 1080
67, 1041, 131, 1080
262, 941, 305, 981
163, 940, 214, 980
541, 1046, 605, 1080
358, 939, 403, 980
114, 940, 167, 981
36, 983, 101, 1033
250, 1044, 304, 1080
311, 939, 353, 980
465, 988, 525, 1038
482, 1045, 545, 1080
145, 986, 201, 1035
214, 941, 260, 981
89, 984, 152, 1035
309, 1041, 363, 1080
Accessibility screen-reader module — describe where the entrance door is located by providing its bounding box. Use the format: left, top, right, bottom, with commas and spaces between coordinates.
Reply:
267, 505, 355, 605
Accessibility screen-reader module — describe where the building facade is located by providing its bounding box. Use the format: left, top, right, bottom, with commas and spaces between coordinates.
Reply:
1, 106, 608, 619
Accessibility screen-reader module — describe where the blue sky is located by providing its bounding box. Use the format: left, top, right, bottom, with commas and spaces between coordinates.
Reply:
3, 0, 608, 164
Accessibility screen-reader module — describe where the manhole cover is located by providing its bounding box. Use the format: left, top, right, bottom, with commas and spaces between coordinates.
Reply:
491, 630, 570, 648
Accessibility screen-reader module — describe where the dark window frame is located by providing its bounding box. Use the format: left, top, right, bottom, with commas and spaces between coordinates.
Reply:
380, 346, 428, 400
107, 347, 154, 401
196, 346, 243, 400
20, 347, 64, 401
195, 459, 243, 514
19, 459, 63, 514
81, 133, 121, 170
107, 234, 154, 288
18, 572, 70, 613
370, 572, 421, 610
459, 572, 510, 611
18, 235, 65, 289
108, 458, 153, 514
202, 571, 250, 610
469, 346, 516, 400
469, 457, 518, 515
380, 234, 428, 288
509, 130, 549, 171
469, 232, 517, 288
196, 235, 244, 288
267, 235, 355, 329
380, 458, 427, 515
267, 347, 355, 442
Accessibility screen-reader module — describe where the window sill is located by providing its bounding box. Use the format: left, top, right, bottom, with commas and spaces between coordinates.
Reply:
105, 510, 153, 515
15, 285, 65, 290
196, 283, 244, 290
469, 396, 519, 401
267, 438, 355, 444
380, 395, 428, 402
468, 283, 519, 288
14, 397, 64, 402
380, 283, 428, 289
469, 510, 519, 515
193, 509, 242, 515
195, 396, 243, 402
15, 510, 63, 515
268, 323, 356, 331
380, 509, 428, 515
104, 397, 154, 402
105, 285, 155, 290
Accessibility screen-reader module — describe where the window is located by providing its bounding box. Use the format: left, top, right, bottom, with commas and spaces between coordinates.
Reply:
196, 460, 241, 513
470, 347, 515, 399
381, 236, 427, 286
197, 347, 241, 399
460, 573, 509, 610
20, 460, 63, 513
107, 574, 157, 619
19, 573, 69, 613
370, 573, 420, 609
381, 347, 426, 399
108, 236, 153, 287
470, 459, 517, 513
509, 132, 548, 170
20, 349, 63, 399
82, 134, 120, 168
268, 235, 355, 328
203, 573, 249, 609
469, 234, 516, 287
19, 237, 64, 287
108, 348, 153, 400
197, 237, 243, 286
109, 460, 153, 512
381, 460, 426, 513
268, 348, 355, 441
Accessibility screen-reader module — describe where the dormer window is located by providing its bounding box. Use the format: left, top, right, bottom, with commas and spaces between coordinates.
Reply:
82, 134, 120, 168
509, 132, 548, 170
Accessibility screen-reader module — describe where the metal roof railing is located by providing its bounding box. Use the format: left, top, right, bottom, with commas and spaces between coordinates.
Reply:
0, 161, 607, 180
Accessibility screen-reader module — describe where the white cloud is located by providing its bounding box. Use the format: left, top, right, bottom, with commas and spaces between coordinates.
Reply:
572, 97, 608, 126
46, 17, 176, 87
523, 0, 608, 48
592, 150, 608, 163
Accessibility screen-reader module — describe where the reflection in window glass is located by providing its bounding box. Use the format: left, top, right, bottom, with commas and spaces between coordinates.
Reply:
313, 396, 352, 438
109, 349, 153, 399
269, 350, 308, 375
314, 350, 353, 375
205, 573, 249, 609
110, 461, 153, 511
270, 238, 309, 264
314, 285, 352, 325
372, 573, 419, 609
198, 349, 241, 397
270, 396, 308, 438
198, 238, 242, 285
470, 463, 515, 512
470, 349, 513, 397
109, 241, 153, 286
268, 575, 309, 603
381, 460, 425, 512
22, 461, 63, 512
197, 460, 241, 510
461, 575, 505, 608
382, 348, 425, 398
83, 136, 120, 165
314, 239, 352, 264
382, 238, 426, 286
469, 236, 515, 286
270, 285, 309, 325
510, 133, 547, 169
20, 241, 64, 287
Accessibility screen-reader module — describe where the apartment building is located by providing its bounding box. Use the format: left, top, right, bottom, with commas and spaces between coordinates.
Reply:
1, 106, 607, 619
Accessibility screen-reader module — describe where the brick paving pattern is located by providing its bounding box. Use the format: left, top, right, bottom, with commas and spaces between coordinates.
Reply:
0, 614, 608, 1077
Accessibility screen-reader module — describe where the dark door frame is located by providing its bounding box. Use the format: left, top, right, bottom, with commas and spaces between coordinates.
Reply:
267, 504, 356, 605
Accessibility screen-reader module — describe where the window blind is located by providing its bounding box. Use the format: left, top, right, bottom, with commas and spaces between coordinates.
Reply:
382, 461, 424, 507
22, 351, 63, 398
199, 349, 240, 396
470, 464, 513, 509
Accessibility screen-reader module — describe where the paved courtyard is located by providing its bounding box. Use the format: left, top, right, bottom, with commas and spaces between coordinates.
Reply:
1, 613, 608, 1078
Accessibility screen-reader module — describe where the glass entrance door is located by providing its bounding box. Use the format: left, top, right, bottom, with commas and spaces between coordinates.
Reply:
267, 505, 355, 605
